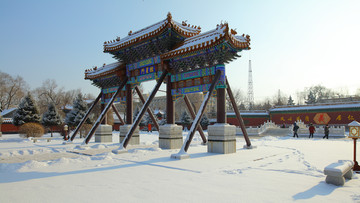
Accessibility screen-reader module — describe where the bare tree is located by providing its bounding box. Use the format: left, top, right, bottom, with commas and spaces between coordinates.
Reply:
356, 88, 360, 96
226, 88, 245, 111
273, 89, 287, 106
0, 71, 28, 110
32, 79, 65, 114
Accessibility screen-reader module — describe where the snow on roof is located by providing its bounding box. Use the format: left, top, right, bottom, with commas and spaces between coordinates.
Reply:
2, 117, 13, 123
85, 61, 123, 79
161, 23, 250, 59
348, 120, 360, 127
227, 112, 269, 116
270, 102, 360, 112
153, 109, 165, 114
104, 13, 201, 52
0, 108, 16, 117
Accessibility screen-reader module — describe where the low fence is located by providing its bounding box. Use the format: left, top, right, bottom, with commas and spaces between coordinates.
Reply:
236, 120, 279, 135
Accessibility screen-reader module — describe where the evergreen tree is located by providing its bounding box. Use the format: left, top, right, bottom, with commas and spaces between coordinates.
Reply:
238, 103, 246, 110
180, 111, 192, 130
287, 96, 295, 106
159, 117, 166, 126
65, 94, 92, 127
42, 103, 62, 137
305, 91, 316, 104
12, 93, 41, 126
143, 113, 153, 125
200, 113, 210, 129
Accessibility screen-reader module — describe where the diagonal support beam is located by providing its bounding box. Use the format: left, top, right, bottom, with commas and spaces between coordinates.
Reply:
121, 70, 168, 149
112, 104, 124, 125
180, 70, 222, 153
183, 95, 207, 144
225, 77, 252, 147
134, 86, 160, 131
83, 77, 128, 144
69, 92, 102, 141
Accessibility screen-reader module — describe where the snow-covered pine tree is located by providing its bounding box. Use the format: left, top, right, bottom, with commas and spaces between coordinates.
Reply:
305, 91, 316, 104
180, 111, 192, 131
41, 103, 62, 137
200, 113, 210, 129
65, 94, 92, 128
143, 113, 152, 125
159, 117, 166, 126
287, 96, 295, 106
12, 93, 41, 126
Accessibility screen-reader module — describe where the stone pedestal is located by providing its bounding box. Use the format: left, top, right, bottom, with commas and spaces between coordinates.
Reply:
159, 124, 183, 149
120, 124, 139, 145
95, 124, 113, 143
208, 123, 236, 154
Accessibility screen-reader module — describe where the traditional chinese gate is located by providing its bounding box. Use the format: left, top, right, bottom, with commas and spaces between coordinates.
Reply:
70, 13, 252, 155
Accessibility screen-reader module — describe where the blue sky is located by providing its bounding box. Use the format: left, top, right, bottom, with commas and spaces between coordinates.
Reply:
1, 0, 359, 102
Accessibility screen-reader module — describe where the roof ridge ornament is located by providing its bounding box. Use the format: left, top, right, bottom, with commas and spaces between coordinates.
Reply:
167, 12, 172, 22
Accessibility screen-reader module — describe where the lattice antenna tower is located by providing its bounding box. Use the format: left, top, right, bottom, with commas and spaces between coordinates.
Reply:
247, 60, 254, 110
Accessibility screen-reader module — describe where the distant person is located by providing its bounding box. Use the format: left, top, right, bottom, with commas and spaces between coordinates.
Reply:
148, 123, 152, 132
293, 122, 299, 138
309, 123, 315, 138
323, 124, 329, 139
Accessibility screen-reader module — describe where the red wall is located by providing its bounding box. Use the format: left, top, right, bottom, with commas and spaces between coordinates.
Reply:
1, 123, 20, 133
271, 110, 360, 125
227, 114, 270, 127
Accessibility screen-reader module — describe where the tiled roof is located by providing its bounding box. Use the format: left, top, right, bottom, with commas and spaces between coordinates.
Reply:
161, 23, 250, 59
85, 61, 123, 79
103, 12, 201, 52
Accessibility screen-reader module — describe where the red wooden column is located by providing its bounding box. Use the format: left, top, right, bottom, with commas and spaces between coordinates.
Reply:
126, 84, 133, 124
165, 66, 174, 124
354, 138, 360, 171
217, 88, 226, 123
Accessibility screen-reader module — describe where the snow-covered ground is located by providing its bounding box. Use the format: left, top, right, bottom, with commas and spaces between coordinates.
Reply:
0, 131, 359, 202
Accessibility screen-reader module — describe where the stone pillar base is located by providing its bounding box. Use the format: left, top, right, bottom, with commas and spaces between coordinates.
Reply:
120, 124, 139, 145
159, 124, 183, 149
95, 124, 113, 143
208, 123, 236, 154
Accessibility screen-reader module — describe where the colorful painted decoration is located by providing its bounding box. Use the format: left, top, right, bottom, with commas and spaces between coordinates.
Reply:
313, 113, 331, 125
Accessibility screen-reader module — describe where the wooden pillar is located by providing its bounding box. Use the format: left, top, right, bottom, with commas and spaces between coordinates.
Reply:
184, 95, 207, 143
101, 103, 107, 124
135, 86, 160, 130
84, 77, 128, 144
70, 92, 102, 141
126, 84, 133, 124
112, 104, 124, 125
122, 70, 168, 148
225, 77, 252, 147
166, 74, 174, 124
181, 70, 222, 153
217, 88, 226, 123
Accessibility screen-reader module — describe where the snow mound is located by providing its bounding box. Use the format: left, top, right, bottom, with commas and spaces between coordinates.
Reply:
18, 160, 49, 172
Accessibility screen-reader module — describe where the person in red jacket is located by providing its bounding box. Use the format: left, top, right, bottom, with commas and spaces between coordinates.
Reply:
309, 123, 315, 138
